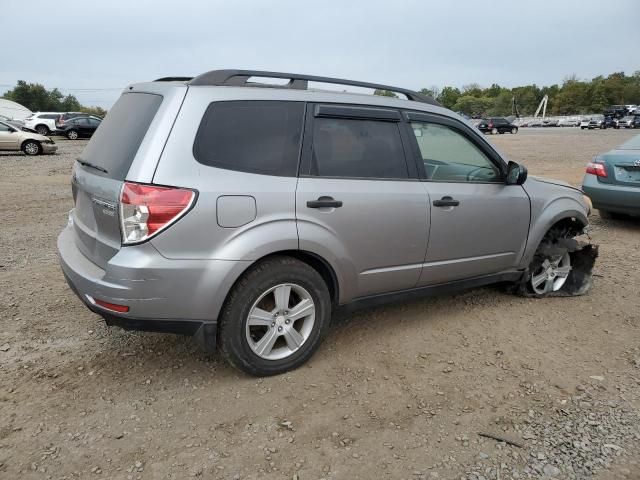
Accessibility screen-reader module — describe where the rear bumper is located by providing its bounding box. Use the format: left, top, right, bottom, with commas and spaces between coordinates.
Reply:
57, 223, 251, 349
582, 175, 640, 215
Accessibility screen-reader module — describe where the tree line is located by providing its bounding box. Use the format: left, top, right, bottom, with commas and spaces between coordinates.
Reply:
378, 71, 640, 117
2, 81, 107, 117
5, 72, 640, 119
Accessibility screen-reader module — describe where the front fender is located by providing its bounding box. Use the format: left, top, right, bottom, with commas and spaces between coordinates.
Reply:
519, 195, 588, 269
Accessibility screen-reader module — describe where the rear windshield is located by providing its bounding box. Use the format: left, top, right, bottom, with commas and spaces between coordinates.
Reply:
78, 92, 162, 180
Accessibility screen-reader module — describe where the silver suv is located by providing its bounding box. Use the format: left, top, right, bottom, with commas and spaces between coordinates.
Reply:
58, 70, 594, 376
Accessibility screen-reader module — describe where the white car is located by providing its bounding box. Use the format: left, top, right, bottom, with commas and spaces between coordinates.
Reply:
558, 117, 580, 127
23, 112, 62, 136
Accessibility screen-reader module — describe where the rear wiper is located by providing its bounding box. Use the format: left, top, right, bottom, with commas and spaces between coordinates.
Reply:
76, 158, 108, 174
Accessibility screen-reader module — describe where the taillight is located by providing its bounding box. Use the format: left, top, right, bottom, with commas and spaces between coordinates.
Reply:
586, 161, 607, 178
119, 182, 196, 244
488, 123, 494, 128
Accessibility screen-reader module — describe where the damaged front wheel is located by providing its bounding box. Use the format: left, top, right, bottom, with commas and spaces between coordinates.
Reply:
529, 251, 571, 295
516, 226, 598, 298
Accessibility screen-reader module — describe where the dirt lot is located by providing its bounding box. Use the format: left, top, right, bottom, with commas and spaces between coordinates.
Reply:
1, 128, 639, 480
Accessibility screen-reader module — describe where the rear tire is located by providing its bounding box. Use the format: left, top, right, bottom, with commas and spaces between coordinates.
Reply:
21, 140, 42, 156
66, 130, 79, 140
35, 125, 49, 136
218, 256, 331, 376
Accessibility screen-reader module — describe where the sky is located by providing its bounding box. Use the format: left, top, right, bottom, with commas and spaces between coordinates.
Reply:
2, 0, 639, 109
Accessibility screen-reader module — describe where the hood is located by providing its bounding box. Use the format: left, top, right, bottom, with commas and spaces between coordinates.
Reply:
33, 133, 51, 141
528, 175, 583, 193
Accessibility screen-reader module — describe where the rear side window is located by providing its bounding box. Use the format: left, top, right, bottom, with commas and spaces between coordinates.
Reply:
78, 93, 163, 180
194, 101, 304, 176
310, 117, 408, 179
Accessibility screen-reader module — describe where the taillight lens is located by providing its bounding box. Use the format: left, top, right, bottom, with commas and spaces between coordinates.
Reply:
488, 123, 493, 128
119, 182, 195, 244
585, 162, 607, 178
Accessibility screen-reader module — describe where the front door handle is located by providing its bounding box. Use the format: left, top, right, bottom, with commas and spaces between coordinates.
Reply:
433, 196, 460, 207
307, 196, 343, 208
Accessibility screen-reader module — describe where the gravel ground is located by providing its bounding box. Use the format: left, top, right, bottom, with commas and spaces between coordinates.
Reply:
0, 128, 639, 480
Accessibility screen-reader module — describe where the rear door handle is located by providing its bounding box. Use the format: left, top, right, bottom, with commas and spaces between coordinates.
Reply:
433, 196, 460, 207
307, 196, 343, 208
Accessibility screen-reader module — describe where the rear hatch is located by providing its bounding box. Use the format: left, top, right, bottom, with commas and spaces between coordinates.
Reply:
71, 92, 164, 268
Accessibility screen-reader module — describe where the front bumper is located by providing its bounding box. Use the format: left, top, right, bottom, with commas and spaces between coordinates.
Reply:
57, 224, 250, 351
42, 143, 57, 154
582, 174, 640, 215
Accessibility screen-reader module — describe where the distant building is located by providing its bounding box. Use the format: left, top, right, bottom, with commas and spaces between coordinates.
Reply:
0, 98, 32, 120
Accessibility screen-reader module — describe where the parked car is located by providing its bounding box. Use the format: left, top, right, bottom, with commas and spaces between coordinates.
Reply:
23, 112, 61, 136
55, 112, 93, 130
616, 115, 640, 129
603, 105, 627, 119
581, 117, 606, 129
558, 118, 580, 127
57, 116, 102, 139
0, 120, 57, 155
57, 69, 592, 376
477, 117, 518, 134
603, 116, 618, 128
542, 119, 559, 127
582, 134, 640, 217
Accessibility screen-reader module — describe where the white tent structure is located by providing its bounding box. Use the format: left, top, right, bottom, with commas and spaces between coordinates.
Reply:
0, 99, 32, 120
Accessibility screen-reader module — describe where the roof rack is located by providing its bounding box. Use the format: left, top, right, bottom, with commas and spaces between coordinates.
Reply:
154, 76, 194, 82
183, 69, 439, 106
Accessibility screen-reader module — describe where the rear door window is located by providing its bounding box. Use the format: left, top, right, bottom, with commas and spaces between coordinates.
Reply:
193, 101, 305, 177
78, 93, 163, 180
309, 117, 409, 179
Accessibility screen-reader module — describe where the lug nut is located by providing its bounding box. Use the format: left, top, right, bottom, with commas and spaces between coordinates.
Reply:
278, 326, 283, 332
271, 322, 275, 327
285, 319, 290, 324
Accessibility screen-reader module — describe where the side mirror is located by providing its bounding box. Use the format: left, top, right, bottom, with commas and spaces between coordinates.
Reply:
506, 161, 528, 185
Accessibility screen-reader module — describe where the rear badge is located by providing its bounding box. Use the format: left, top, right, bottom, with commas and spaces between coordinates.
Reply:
91, 197, 117, 217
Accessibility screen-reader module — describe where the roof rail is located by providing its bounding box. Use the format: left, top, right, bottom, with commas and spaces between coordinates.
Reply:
154, 76, 193, 82
187, 69, 440, 106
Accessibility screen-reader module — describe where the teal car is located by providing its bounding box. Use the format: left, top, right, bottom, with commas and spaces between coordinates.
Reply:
583, 134, 640, 217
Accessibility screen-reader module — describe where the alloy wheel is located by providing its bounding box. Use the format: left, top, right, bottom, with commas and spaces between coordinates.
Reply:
24, 142, 39, 155
530, 252, 571, 295
245, 283, 316, 360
